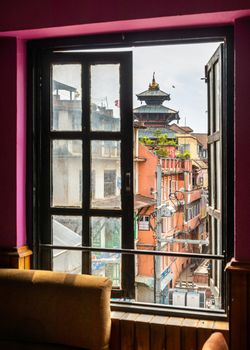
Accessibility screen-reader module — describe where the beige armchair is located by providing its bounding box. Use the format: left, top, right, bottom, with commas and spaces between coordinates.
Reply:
0, 269, 112, 350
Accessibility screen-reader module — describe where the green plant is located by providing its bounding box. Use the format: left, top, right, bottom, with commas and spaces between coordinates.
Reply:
158, 133, 168, 145
165, 140, 177, 146
155, 147, 168, 157
140, 131, 177, 149
140, 136, 154, 145
153, 129, 162, 139
183, 150, 191, 159
176, 151, 191, 159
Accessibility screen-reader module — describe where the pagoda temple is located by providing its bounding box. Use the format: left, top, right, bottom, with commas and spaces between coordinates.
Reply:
133, 74, 180, 128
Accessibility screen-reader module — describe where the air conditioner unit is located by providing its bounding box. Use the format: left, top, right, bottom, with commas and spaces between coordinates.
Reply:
168, 289, 206, 308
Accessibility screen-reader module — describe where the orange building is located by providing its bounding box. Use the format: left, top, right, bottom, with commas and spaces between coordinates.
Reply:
135, 140, 208, 304
133, 78, 207, 304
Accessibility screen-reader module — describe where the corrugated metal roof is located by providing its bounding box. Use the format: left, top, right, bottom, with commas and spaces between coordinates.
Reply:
133, 104, 178, 114
193, 159, 208, 169
53, 80, 77, 92
134, 194, 156, 210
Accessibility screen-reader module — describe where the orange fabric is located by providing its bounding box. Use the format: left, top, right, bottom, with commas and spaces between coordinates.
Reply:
0, 269, 112, 350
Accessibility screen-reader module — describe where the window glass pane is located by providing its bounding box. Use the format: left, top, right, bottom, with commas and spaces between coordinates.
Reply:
90, 64, 120, 131
92, 252, 121, 288
211, 217, 216, 255
52, 140, 82, 207
108, 253, 223, 310
216, 140, 222, 210
52, 64, 82, 131
91, 217, 121, 248
208, 70, 213, 134
52, 249, 82, 274
210, 143, 215, 207
217, 260, 222, 293
214, 61, 221, 132
216, 218, 222, 255
91, 140, 121, 209
52, 215, 82, 246
52, 216, 82, 274
91, 217, 121, 288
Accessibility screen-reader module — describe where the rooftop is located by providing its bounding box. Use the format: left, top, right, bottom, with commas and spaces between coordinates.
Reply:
191, 133, 208, 149
138, 127, 177, 139
134, 194, 156, 210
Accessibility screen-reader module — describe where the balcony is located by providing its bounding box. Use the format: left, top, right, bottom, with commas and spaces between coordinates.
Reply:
184, 214, 201, 231
160, 158, 192, 175
184, 188, 202, 204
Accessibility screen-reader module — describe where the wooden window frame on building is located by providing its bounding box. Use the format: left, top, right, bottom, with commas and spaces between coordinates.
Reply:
27, 26, 234, 319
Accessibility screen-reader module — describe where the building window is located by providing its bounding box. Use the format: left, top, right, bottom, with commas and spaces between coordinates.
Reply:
186, 201, 201, 221
179, 144, 190, 153
29, 27, 233, 316
104, 170, 116, 197
139, 216, 150, 230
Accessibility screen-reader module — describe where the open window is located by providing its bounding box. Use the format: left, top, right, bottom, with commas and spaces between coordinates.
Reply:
206, 44, 224, 300
29, 28, 233, 316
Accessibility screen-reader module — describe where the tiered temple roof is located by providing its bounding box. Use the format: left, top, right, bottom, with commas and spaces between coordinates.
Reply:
133, 74, 180, 127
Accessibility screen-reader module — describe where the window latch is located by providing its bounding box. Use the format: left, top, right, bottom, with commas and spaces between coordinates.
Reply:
125, 172, 131, 192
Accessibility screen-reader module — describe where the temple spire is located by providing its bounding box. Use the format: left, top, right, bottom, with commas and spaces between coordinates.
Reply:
149, 72, 159, 91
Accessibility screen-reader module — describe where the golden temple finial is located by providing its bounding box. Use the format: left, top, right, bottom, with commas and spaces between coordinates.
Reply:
149, 72, 159, 90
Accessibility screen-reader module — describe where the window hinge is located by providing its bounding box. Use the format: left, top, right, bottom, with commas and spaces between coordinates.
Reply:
39, 75, 43, 87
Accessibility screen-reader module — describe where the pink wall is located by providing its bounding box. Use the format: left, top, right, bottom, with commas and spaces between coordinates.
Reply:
16, 39, 26, 247
0, 38, 26, 248
0, 2, 249, 262
0, 38, 17, 247
234, 18, 250, 261
0, 1, 250, 33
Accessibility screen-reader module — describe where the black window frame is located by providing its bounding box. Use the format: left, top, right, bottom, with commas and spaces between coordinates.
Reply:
33, 50, 134, 298
27, 26, 234, 319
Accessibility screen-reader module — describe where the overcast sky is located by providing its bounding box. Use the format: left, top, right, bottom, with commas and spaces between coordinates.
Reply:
132, 42, 220, 133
